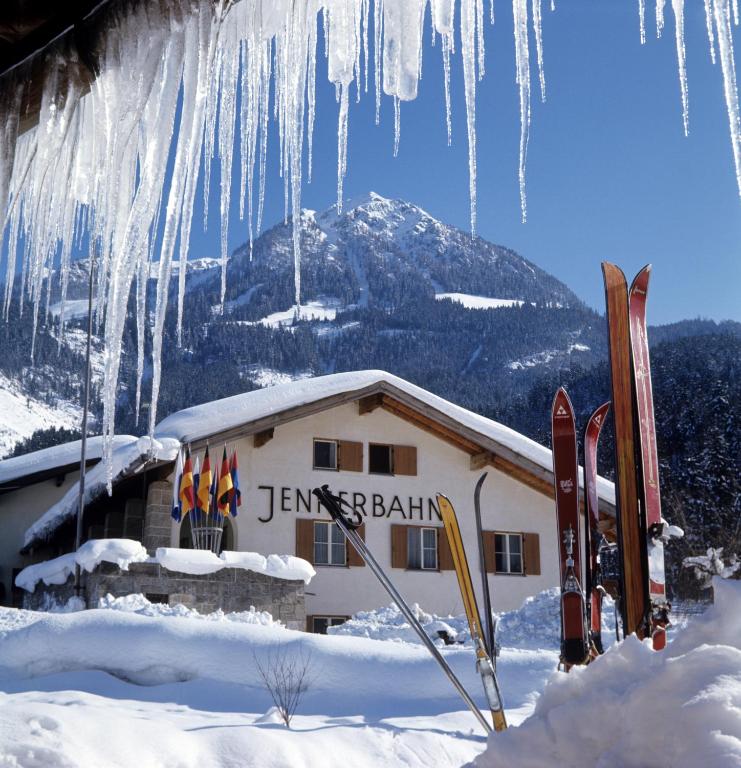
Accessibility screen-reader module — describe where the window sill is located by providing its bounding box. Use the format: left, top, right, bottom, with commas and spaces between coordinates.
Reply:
313, 563, 349, 568
493, 571, 526, 577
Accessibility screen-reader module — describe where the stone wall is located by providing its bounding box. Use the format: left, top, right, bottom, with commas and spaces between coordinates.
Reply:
142, 480, 173, 553
23, 562, 306, 630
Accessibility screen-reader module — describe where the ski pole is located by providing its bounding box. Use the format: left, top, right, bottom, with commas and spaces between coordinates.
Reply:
313, 486, 492, 734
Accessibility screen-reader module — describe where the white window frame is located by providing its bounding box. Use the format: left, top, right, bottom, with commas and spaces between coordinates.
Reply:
313, 520, 346, 566
494, 532, 523, 575
313, 439, 338, 471
407, 526, 438, 571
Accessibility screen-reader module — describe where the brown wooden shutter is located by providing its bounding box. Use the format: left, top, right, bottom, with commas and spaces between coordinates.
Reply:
393, 445, 417, 476
338, 440, 363, 472
306, 615, 314, 632
437, 527, 455, 571
391, 524, 407, 568
296, 519, 315, 564
522, 532, 541, 575
347, 523, 366, 567
482, 531, 497, 573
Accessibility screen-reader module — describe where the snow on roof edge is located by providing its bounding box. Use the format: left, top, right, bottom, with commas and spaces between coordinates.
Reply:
23, 437, 180, 549
0, 435, 136, 486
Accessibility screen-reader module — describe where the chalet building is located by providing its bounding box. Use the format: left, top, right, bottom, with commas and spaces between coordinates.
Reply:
0, 371, 616, 631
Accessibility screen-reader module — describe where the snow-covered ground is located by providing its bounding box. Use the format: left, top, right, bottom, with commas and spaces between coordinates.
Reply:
247, 297, 343, 328
0, 373, 81, 458
0, 582, 734, 767
434, 293, 525, 310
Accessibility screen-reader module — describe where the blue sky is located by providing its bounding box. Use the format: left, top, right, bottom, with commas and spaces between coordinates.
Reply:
188, 1, 740, 325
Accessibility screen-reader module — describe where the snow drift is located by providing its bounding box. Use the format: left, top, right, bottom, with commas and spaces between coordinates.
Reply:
471, 578, 741, 768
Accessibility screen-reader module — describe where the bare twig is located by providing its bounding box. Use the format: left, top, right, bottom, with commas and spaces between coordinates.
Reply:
253, 645, 313, 729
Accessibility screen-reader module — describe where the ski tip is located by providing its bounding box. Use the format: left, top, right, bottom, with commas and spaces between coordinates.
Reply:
601, 261, 627, 284
552, 386, 574, 414
629, 263, 652, 295
475, 472, 488, 493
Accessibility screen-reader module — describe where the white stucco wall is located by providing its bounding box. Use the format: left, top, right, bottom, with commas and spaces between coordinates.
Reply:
0, 472, 80, 603
171, 401, 561, 621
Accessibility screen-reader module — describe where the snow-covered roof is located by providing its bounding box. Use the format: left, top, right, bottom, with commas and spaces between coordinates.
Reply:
155, 369, 616, 509
23, 437, 180, 549
0, 435, 135, 488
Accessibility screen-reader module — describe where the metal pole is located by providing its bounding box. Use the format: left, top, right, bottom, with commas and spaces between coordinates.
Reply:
73, 253, 96, 599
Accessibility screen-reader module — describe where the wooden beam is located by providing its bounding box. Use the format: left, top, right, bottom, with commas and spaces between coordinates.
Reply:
358, 393, 383, 415
380, 396, 481, 454
470, 451, 495, 471
253, 428, 274, 448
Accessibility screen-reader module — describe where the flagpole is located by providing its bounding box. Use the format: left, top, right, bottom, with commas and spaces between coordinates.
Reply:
74, 252, 96, 600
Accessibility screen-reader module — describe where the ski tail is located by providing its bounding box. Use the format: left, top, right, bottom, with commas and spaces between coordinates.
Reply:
437, 493, 507, 732
583, 400, 610, 657
312, 485, 493, 734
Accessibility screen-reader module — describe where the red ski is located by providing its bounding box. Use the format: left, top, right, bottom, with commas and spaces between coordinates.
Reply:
629, 265, 672, 650
583, 401, 610, 655
552, 387, 588, 668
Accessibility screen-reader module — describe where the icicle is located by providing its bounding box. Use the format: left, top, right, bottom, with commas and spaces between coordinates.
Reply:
656, 0, 666, 38
512, 0, 531, 223
532, 0, 546, 102
550, 0, 555, 10
671, 0, 689, 136
393, 95, 401, 156
461, 0, 478, 232
134, 250, 147, 425
734, 0, 740, 25
639, 0, 647, 44
705, 0, 718, 63
476, 0, 486, 79
443, 33, 453, 144
374, 0, 383, 124
712, 0, 741, 199
218, 17, 239, 309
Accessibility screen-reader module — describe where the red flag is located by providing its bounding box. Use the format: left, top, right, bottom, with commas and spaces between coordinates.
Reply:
217, 447, 233, 514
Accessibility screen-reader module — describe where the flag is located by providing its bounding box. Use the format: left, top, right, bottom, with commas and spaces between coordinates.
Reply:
178, 449, 195, 519
229, 449, 242, 517
217, 447, 233, 515
197, 447, 213, 517
171, 447, 184, 522
192, 456, 201, 526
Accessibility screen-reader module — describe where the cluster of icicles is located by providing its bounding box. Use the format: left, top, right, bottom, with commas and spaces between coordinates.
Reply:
0, 0, 738, 486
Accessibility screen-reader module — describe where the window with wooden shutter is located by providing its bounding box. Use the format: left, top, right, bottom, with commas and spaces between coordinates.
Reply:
296, 518, 314, 564
313, 439, 338, 470
391, 524, 407, 568
393, 445, 417, 476
481, 531, 497, 573
347, 523, 366, 567
338, 440, 363, 472
522, 532, 541, 575
438, 527, 455, 570
369, 443, 393, 474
